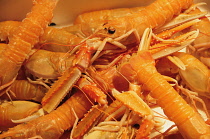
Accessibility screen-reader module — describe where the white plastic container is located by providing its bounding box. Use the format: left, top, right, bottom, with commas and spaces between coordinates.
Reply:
0, 0, 209, 26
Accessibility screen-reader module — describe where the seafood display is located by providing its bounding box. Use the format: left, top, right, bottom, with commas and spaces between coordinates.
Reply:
0, 0, 210, 139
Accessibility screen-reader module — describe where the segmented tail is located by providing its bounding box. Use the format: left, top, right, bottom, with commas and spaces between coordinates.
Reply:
4, 0, 57, 64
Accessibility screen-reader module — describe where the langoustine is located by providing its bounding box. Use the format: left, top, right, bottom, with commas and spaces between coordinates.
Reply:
96, 0, 194, 38
0, 0, 58, 89
128, 50, 210, 138
64, 0, 205, 39
0, 90, 93, 139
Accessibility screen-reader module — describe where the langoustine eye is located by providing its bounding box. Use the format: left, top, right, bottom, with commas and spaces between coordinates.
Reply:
107, 27, 116, 34
103, 23, 116, 34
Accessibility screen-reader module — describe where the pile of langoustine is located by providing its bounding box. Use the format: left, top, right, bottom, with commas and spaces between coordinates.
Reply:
0, 0, 210, 138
